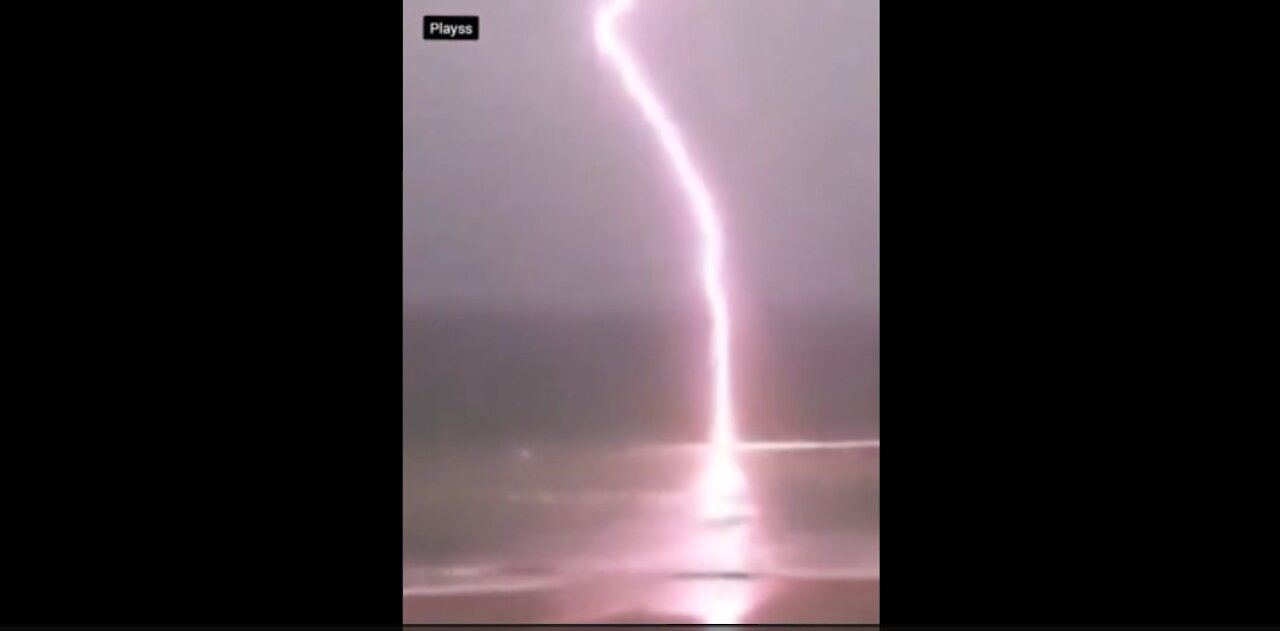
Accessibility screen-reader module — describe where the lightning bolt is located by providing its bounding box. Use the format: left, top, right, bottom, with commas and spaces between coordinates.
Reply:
595, 1, 754, 622
594, 0, 747, 520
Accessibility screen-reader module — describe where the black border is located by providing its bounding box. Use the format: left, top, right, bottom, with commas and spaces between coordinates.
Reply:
6, 2, 404, 625
881, 1, 1280, 625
